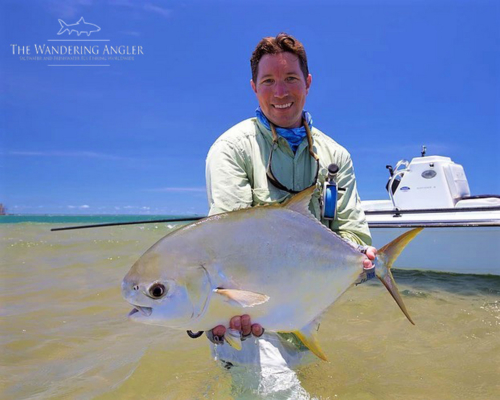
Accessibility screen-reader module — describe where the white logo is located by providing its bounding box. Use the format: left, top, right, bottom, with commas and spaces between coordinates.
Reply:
57, 17, 101, 37
10, 17, 144, 66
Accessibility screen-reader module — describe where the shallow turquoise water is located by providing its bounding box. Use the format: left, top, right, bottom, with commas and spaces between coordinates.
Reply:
0, 214, 200, 224
1, 220, 499, 399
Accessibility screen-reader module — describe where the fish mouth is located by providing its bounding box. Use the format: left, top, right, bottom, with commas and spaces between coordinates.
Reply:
128, 306, 153, 317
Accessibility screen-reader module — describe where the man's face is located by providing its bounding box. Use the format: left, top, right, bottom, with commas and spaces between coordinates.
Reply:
251, 52, 312, 129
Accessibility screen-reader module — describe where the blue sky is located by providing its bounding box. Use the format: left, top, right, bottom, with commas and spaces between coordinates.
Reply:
1, 0, 499, 215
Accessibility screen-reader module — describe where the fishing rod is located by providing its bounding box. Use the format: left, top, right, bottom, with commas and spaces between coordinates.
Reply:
51, 162, 340, 233
50, 216, 204, 232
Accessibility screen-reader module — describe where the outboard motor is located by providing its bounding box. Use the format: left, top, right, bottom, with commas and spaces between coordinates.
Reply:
386, 164, 401, 195
386, 146, 427, 196
385, 159, 410, 202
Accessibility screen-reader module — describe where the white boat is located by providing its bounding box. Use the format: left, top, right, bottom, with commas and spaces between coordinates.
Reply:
362, 148, 500, 275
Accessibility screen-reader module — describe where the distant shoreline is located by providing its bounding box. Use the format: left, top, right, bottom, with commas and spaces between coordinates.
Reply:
0, 214, 200, 224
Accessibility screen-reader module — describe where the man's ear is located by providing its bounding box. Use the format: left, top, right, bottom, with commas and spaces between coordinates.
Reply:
306, 74, 312, 94
250, 79, 257, 94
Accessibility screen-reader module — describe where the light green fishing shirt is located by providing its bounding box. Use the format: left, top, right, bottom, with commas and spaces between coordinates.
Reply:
206, 118, 371, 246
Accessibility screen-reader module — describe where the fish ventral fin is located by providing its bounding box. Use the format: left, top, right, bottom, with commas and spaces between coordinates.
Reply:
376, 228, 423, 325
282, 186, 316, 218
214, 288, 270, 308
293, 322, 327, 361
224, 328, 242, 350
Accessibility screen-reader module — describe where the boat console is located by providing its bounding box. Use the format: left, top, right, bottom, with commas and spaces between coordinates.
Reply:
386, 155, 471, 209
363, 153, 500, 213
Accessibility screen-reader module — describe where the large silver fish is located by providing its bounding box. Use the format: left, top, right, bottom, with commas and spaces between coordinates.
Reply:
122, 187, 421, 360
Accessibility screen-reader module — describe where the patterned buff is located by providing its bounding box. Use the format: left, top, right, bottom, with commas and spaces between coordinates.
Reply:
256, 107, 313, 153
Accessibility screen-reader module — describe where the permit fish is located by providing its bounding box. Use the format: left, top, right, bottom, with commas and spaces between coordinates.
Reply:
122, 187, 421, 360
57, 17, 101, 36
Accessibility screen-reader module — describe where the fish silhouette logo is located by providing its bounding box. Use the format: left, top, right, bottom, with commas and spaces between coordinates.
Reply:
57, 17, 101, 36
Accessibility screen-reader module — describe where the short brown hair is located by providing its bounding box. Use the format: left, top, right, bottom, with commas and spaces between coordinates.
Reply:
250, 33, 309, 83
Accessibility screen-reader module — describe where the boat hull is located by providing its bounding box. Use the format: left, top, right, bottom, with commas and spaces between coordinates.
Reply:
369, 225, 499, 275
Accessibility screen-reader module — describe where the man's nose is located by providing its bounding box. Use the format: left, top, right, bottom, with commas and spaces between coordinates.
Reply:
273, 82, 288, 98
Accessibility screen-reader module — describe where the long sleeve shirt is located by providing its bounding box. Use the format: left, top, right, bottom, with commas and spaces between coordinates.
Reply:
206, 117, 371, 246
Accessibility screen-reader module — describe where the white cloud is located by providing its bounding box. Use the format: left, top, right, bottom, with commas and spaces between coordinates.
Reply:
145, 187, 206, 193
109, 0, 135, 6
143, 4, 172, 18
119, 31, 141, 37
48, 0, 94, 18
7, 150, 133, 161
47, 0, 172, 20
351, 142, 456, 155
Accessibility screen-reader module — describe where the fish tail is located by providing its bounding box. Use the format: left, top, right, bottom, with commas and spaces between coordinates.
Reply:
376, 228, 423, 325
57, 19, 68, 35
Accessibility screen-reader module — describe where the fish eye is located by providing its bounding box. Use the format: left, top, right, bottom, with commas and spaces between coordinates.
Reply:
148, 283, 166, 299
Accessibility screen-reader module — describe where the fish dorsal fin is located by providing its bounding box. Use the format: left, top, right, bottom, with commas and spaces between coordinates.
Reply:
214, 288, 270, 308
292, 320, 327, 361
282, 186, 316, 217
78, 17, 85, 23
281, 186, 360, 252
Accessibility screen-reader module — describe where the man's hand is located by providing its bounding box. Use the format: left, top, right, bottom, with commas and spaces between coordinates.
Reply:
363, 246, 377, 269
211, 314, 264, 343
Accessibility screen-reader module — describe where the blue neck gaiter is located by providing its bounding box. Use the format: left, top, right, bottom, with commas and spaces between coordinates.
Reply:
256, 107, 313, 153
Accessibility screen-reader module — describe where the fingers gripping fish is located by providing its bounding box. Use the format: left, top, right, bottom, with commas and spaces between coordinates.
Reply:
121, 187, 421, 361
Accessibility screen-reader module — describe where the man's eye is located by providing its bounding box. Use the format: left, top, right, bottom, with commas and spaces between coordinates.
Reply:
262, 79, 274, 85
286, 76, 298, 82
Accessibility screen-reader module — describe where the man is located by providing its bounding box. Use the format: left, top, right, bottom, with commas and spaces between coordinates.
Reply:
205, 33, 376, 369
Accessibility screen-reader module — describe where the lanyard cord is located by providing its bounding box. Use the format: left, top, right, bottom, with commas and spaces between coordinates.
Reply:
266, 119, 320, 194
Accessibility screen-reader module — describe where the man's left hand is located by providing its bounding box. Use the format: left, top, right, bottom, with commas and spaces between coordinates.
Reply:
363, 246, 377, 269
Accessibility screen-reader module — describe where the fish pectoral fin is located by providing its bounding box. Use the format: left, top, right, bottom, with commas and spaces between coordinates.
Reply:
214, 288, 270, 308
293, 325, 328, 361
224, 328, 242, 350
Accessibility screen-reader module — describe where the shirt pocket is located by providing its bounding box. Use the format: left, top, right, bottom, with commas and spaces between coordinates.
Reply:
251, 187, 289, 206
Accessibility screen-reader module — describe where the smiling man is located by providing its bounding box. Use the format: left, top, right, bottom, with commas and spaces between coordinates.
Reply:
205, 33, 375, 375
250, 51, 311, 129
